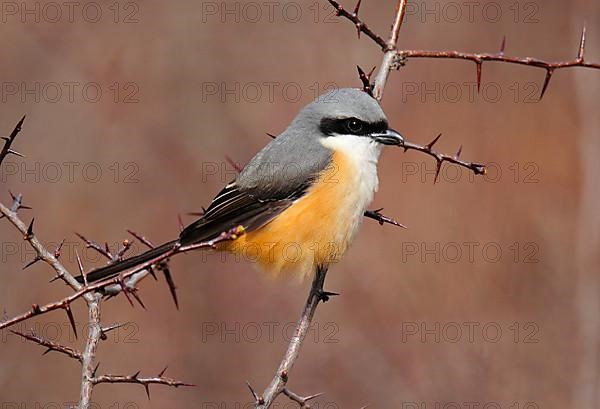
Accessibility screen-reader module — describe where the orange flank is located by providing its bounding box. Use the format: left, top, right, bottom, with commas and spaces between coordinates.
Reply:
219, 151, 366, 279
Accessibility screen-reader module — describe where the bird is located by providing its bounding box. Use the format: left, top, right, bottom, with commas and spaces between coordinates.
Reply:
75, 88, 404, 285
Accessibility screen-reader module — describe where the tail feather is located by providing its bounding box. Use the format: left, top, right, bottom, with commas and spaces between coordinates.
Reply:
75, 240, 178, 284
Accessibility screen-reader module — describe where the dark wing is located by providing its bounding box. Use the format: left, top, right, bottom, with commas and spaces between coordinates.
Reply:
178, 181, 309, 246
78, 181, 305, 284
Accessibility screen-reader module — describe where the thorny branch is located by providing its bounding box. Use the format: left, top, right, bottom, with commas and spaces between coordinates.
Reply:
93, 367, 194, 399
10, 329, 83, 362
342, 1, 488, 180
252, 266, 334, 409
329, 0, 600, 100
0, 211, 243, 331
0, 200, 82, 292
0, 198, 196, 406
0, 126, 195, 407
331, 0, 599, 183
364, 208, 406, 228
402, 134, 486, 183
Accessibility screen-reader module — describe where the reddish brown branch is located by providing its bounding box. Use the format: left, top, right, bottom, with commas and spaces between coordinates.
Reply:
0, 200, 82, 292
10, 329, 83, 362
0, 226, 245, 331
256, 266, 331, 408
364, 208, 406, 228
401, 25, 597, 99
1, 193, 231, 406
330, 1, 599, 100
75, 233, 114, 261
402, 134, 486, 183
93, 368, 194, 399
328, 0, 387, 50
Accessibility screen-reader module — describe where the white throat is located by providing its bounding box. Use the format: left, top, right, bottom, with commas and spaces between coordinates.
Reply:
320, 134, 382, 214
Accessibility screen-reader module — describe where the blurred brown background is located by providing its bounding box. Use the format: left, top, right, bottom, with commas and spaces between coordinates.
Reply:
1, 0, 599, 408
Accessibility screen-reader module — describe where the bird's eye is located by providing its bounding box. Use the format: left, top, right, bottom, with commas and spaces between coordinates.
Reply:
345, 118, 364, 134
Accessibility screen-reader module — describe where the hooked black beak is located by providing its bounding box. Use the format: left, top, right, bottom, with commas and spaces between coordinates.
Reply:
370, 128, 405, 146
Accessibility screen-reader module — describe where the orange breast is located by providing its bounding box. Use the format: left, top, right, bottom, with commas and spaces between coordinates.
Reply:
220, 151, 365, 279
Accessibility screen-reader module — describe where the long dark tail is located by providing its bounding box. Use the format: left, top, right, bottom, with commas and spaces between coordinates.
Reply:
75, 240, 179, 284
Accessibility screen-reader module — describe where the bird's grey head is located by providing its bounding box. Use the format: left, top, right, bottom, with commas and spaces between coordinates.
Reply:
288, 88, 404, 146
237, 88, 403, 197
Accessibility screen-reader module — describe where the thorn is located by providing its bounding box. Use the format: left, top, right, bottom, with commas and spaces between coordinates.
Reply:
353, 0, 362, 15
48, 274, 61, 283
246, 381, 261, 403
148, 266, 158, 281
433, 160, 443, 184
24, 218, 34, 240
92, 362, 100, 377
22, 256, 42, 270
305, 392, 325, 401
177, 214, 185, 232
578, 24, 586, 61
225, 155, 242, 173
31, 304, 41, 314
160, 265, 179, 310
475, 61, 482, 92
456, 145, 463, 158
127, 229, 155, 249
132, 370, 141, 379
499, 36, 506, 56
53, 239, 65, 258
266, 132, 276, 139
75, 250, 84, 274
426, 133, 442, 151
144, 384, 151, 400
16, 115, 26, 130
75, 250, 87, 286
367, 65, 376, 79
118, 276, 135, 308
158, 366, 168, 377
64, 304, 77, 339
355, 22, 362, 39
130, 288, 147, 310
7, 149, 24, 158
101, 322, 130, 337
356, 65, 373, 96
539, 68, 554, 100
317, 290, 340, 303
